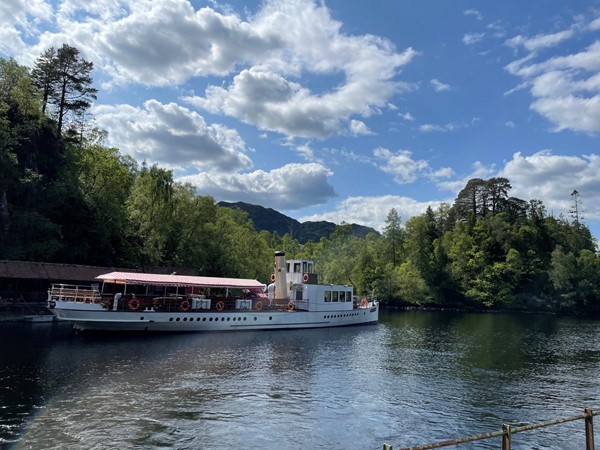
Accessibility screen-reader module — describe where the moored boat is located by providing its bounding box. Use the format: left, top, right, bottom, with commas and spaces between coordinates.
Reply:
47, 251, 378, 332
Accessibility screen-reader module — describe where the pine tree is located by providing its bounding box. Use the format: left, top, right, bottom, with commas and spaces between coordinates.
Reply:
32, 44, 97, 138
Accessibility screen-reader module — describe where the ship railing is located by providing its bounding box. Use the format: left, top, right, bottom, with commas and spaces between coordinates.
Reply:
48, 283, 100, 303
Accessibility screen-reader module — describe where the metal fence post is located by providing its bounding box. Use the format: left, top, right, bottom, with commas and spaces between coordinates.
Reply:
585, 408, 595, 450
502, 424, 511, 450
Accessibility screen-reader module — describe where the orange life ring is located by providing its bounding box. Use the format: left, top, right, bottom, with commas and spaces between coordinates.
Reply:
270, 273, 276, 282
254, 301, 263, 311
302, 273, 309, 283
360, 297, 368, 308
287, 301, 295, 311
128, 298, 141, 311
215, 300, 225, 311
180, 300, 190, 312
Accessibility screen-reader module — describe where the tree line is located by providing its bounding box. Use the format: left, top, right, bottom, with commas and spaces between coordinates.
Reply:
1, 46, 599, 314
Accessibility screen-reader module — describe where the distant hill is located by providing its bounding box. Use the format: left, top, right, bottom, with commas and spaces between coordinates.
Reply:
218, 201, 378, 244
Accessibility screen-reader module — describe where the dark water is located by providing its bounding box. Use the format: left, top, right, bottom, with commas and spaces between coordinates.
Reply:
1, 310, 599, 449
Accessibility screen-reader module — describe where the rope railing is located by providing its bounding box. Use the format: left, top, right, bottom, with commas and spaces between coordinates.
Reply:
383, 408, 596, 450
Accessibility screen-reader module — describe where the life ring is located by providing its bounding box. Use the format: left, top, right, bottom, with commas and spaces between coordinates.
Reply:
302, 273, 309, 283
254, 301, 263, 311
360, 297, 368, 308
180, 300, 190, 312
270, 273, 276, 282
128, 298, 141, 311
287, 301, 295, 311
215, 300, 225, 311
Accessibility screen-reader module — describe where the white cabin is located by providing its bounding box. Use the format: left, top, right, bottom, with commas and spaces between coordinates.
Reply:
283, 256, 354, 312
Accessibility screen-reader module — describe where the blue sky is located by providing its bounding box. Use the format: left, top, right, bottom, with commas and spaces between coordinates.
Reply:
3, 0, 600, 240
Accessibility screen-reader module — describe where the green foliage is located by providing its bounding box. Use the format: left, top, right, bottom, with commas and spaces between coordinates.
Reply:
32, 44, 97, 138
2, 47, 600, 315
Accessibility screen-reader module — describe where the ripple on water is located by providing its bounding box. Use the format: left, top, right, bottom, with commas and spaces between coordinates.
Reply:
3, 313, 600, 449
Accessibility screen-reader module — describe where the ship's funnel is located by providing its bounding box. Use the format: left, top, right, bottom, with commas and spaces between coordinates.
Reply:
274, 251, 289, 300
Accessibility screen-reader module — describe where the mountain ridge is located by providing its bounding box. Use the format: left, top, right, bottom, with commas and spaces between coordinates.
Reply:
218, 201, 378, 244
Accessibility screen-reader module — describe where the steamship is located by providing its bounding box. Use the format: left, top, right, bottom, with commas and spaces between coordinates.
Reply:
47, 252, 379, 332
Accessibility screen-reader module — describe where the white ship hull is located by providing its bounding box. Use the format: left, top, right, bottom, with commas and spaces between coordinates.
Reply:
51, 301, 379, 332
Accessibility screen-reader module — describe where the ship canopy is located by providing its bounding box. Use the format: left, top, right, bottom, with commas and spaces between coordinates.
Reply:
96, 271, 265, 292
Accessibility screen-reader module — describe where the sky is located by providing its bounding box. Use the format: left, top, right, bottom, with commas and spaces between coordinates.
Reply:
2, 0, 600, 240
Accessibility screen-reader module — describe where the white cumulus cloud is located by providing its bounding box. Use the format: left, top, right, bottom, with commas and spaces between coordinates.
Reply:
178, 163, 336, 210
93, 99, 253, 172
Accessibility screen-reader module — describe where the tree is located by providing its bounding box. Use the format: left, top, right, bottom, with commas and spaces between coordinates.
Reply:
453, 178, 487, 220
569, 189, 583, 225
72, 139, 137, 265
32, 44, 97, 138
126, 164, 175, 266
382, 208, 403, 267
486, 177, 511, 214
31, 48, 57, 114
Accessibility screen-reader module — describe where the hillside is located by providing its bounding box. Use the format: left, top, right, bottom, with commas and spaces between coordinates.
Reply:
218, 202, 378, 244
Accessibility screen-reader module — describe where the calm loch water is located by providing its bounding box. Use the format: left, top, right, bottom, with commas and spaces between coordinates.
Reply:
1, 310, 600, 449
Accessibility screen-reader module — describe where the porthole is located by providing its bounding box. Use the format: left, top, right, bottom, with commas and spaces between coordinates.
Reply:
203, 317, 206, 321
197, 317, 201, 321
227, 317, 230, 321
176, 317, 180, 321
140, 317, 144, 320
269, 316, 272, 320
254, 317, 257, 321
209, 317, 213, 321
169, 317, 174, 321
183, 317, 188, 321
221, 317, 225, 321
244, 317, 247, 321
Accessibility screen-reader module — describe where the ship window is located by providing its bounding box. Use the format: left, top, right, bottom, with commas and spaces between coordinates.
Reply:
295, 290, 303, 301
324, 291, 331, 302
332, 291, 338, 302
339, 291, 346, 302
294, 262, 301, 273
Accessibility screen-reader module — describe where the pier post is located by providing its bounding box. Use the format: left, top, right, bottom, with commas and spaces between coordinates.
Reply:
501, 424, 511, 450
585, 408, 595, 450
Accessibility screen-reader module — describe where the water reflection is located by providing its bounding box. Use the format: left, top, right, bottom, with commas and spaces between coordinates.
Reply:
1, 311, 600, 449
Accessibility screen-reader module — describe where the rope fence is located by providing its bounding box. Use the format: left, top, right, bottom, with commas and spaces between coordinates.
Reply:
383, 408, 596, 450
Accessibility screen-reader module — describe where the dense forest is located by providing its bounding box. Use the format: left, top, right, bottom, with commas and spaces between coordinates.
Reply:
1, 46, 599, 315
